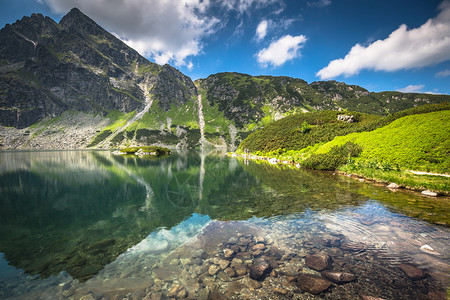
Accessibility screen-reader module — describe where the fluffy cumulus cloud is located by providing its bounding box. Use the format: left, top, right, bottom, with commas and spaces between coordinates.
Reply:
256, 34, 307, 67
317, 0, 450, 79
255, 18, 295, 41
255, 20, 269, 41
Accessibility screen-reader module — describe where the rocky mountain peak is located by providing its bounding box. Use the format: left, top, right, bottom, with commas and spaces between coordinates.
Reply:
59, 7, 106, 36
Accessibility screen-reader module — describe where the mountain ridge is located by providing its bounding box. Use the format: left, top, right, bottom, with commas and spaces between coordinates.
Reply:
0, 8, 449, 150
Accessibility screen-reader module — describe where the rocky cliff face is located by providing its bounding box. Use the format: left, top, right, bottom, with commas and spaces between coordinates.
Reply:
0, 8, 196, 129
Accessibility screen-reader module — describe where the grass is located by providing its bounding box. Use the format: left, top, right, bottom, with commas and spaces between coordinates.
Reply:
340, 165, 450, 193
118, 145, 171, 156
314, 110, 450, 173
103, 110, 136, 132
237, 104, 450, 193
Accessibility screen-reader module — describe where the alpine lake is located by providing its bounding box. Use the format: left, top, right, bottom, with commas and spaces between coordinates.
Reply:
0, 150, 449, 300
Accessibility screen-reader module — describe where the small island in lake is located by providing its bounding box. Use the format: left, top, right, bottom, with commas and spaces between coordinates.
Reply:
113, 146, 171, 156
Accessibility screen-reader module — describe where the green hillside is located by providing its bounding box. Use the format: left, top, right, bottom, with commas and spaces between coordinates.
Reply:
314, 110, 450, 173
237, 103, 450, 192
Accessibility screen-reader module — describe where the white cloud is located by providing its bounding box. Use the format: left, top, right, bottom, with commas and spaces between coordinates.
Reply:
43, 0, 219, 68
436, 69, 450, 77
255, 18, 297, 42
396, 84, 442, 94
220, 0, 281, 15
256, 34, 307, 67
256, 20, 269, 41
307, 0, 331, 8
397, 84, 425, 93
317, 0, 450, 79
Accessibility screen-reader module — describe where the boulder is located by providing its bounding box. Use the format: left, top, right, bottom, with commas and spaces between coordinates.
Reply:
387, 183, 401, 189
421, 190, 438, 197
337, 114, 355, 123
296, 274, 332, 295
305, 252, 332, 271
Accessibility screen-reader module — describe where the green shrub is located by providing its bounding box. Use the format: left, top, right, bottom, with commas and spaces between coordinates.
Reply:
119, 146, 171, 156
301, 142, 362, 170
300, 121, 312, 133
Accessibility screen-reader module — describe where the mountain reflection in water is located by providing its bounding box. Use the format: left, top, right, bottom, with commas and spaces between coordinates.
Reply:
0, 150, 448, 299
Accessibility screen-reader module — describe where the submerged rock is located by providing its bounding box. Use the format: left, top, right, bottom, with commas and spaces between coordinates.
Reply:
208, 264, 221, 276
321, 271, 356, 283
273, 287, 288, 295
317, 235, 342, 247
296, 274, 332, 295
249, 258, 271, 281
168, 284, 187, 298
223, 248, 236, 259
305, 252, 332, 271
398, 264, 426, 280
361, 296, 386, 300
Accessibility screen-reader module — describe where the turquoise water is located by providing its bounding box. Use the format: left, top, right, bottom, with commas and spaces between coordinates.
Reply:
0, 150, 448, 299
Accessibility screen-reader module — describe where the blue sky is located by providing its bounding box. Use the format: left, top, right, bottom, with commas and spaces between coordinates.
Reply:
1, 0, 450, 94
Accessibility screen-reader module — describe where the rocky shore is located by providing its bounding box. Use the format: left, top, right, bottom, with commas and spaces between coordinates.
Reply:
230, 153, 449, 197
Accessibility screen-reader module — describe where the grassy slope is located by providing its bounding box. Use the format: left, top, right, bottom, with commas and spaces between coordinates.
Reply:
238, 103, 450, 192
238, 110, 383, 155
315, 110, 450, 173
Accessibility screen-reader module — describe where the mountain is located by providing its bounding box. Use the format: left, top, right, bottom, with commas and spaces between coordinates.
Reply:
0, 8, 449, 150
0, 8, 196, 129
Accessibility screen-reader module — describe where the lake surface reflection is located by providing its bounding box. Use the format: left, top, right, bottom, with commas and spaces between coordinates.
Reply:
0, 150, 448, 299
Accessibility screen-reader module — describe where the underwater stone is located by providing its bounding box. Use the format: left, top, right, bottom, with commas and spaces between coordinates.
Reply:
192, 249, 207, 259
321, 271, 356, 283
223, 248, 236, 259
296, 274, 332, 295
420, 244, 440, 255
224, 267, 237, 277
252, 243, 266, 251
249, 257, 271, 281
244, 277, 262, 290
361, 296, 386, 300
398, 264, 426, 280
305, 253, 332, 271
273, 287, 288, 295
317, 235, 342, 247
208, 264, 220, 276
168, 284, 187, 298
234, 264, 248, 276
219, 259, 230, 270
